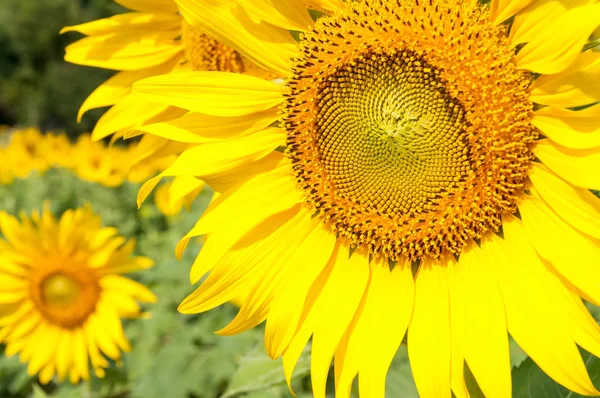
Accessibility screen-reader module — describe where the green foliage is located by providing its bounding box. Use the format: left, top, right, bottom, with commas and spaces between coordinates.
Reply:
0, 169, 310, 398
0, 0, 122, 134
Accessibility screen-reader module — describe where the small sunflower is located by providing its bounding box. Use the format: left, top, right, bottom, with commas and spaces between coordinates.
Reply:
62, 0, 282, 173
9, 128, 52, 176
0, 205, 155, 384
134, 0, 600, 397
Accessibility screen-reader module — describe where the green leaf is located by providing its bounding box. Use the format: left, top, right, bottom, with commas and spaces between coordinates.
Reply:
386, 345, 418, 398
221, 345, 311, 398
512, 350, 600, 398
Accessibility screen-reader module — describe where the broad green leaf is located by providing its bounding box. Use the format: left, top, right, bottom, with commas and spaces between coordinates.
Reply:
512, 351, 600, 398
386, 345, 418, 398
221, 345, 311, 398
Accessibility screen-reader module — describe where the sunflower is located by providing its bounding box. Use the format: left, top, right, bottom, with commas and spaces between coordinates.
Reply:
133, 0, 600, 397
8, 128, 52, 176
62, 0, 287, 179
0, 205, 155, 384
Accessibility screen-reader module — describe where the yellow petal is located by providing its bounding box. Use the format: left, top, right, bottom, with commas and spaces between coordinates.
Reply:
91, 93, 171, 141
335, 258, 414, 398
55, 331, 74, 381
282, 246, 370, 398
515, 3, 600, 74
510, 0, 593, 45
184, 202, 300, 285
169, 176, 205, 204
100, 275, 157, 303
133, 71, 284, 117
139, 109, 278, 143
408, 259, 452, 398
532, 104, 600, 149
456, 243, 511, 398
265, 222, 337, 359
530, 51, 600, 107
488, 217, 600, 395
161, 127, 284, 178
72, 329, 90, 381
179, 206, 302, 313
490, 0, 534, 24
184, 159, 299, 237
174, 0, 297, 75
217, 208, 319, 336
534, 139, 600, 189
529, 162, 600, 239
64, 34, 182, 71
114, 0, 179, 13
239, 0, 313, 31
304, 0, 344, 13
78, 57, 178, 122
203, 151, 286, 193
519, 196, 600, 304
61, 12, 181, 36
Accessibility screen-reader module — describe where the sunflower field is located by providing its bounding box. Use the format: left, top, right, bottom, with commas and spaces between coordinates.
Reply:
1, 0, 600, 397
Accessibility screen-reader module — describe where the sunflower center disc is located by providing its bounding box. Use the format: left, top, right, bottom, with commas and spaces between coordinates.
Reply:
181, 20, 245, 72
284, 0, 537, 261
315, 51, 472, 216
31, 267, 100, 328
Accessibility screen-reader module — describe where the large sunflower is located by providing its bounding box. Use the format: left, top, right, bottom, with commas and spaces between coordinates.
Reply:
134, 0, 600, 397
0, 205, 156, 384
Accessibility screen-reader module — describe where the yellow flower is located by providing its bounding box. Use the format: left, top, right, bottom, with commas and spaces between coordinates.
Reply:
9, 128, 51, 175
0, 205, 156, 384
62, 0, 279, 180
134, 0, 600, 397
43, 132, 74, 169
154, 178, 206, 217
70, 135, 131, 187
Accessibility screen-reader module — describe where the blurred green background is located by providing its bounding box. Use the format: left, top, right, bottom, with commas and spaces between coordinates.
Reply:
0, 0, 125, 136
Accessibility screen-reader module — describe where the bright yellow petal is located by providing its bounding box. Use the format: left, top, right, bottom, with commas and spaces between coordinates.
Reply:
281, 246, 369, 398
64, 34, 182, 71
304, 0, 344, 13
487, 217, 600, 395
529, 162, 600, 239
161, 127, 284, 178
490, 0, 534, 24
456, 243, 511, 398
514, 3, 600, 74
239, 0, 313, 31
335, 258, 414, 398
78, 57, 178, 121
114, 0, 179, 13
530, 51, 600, 108
179, 206, 302, 313
510, 0, 593, 45
91, 93, 171, 141
100, 275, 157, 303
174, 0, 297, 75
169, 176, 205, 204
61, 12, 181, 36
532, 104, 600, 149
217, 207, 319, 336
519, 196, 600, 304
408, 260, 452, 398
265, 222, 337, 359
139, 109, 278, 143
534, 139, 600, 189
133, 71, 284, 116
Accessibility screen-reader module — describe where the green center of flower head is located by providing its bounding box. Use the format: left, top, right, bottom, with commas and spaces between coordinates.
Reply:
283, 0, 537, 262
41, 273, 82, 308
